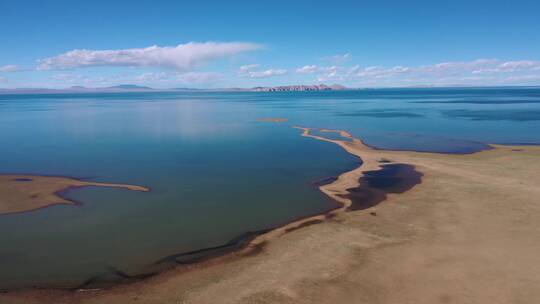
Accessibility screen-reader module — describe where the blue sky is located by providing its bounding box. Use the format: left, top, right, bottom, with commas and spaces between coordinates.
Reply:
1, 0, 539, 88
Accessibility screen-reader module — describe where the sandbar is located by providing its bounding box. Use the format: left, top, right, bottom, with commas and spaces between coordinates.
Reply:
0, 175, 149, 215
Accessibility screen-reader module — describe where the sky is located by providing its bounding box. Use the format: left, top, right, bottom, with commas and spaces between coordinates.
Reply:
1, 0, 539, 89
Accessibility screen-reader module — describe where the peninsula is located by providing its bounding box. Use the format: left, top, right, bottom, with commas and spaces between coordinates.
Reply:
0, 175, 149, 215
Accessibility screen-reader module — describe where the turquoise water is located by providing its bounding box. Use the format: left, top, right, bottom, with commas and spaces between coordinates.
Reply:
0, 87, 539, 289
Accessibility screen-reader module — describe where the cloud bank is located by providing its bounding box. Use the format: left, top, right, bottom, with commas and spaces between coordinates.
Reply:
323, 53, 352, 65
296, 65, 318, 74
37, 42, 262, 71
136, 71, 222, 85
297, 59, 540, 86
0, 65, 21, 72
238, 64, 287, 78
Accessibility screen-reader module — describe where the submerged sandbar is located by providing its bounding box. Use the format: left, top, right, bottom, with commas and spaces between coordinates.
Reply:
0, 175, 149, 215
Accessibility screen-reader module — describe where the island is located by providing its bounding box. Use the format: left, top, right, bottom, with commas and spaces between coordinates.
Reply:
251, 84, 347, 92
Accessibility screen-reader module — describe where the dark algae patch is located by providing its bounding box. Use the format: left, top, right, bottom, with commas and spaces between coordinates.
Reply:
155, 229, 271, 266
340, 164, 422, 211
13, 178, 33, 182
71, 229, 272, 290
442, 109, 540, 121
284, 219, 324, 233
75, 267, 158, 290
413, 99, 540, 104
336, 110, 425, 118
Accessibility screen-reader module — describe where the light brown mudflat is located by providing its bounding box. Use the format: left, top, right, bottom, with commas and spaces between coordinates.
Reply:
0, 175, 149, 215
2, 128, 540, 304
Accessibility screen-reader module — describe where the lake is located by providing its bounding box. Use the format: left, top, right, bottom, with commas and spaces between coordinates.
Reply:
0, 87, 539, 289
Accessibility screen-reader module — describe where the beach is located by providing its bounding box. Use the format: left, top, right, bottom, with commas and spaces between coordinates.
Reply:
0, 175, 149, 215
2, 128, 539, 303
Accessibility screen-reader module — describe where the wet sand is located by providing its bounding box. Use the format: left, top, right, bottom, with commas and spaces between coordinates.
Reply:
0, 175, 149, 215
2, 128, 540, 303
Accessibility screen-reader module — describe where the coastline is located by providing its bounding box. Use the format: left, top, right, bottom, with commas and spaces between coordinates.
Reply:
240, 127, 424, 251
0, 126, 418, 292
0, 175, 149, 215
1, 128, 540, 303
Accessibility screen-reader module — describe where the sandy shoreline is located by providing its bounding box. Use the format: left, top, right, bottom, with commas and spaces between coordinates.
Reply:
0, 175, 149, 215
242, 127, 424, 251
1, 128, 540, 303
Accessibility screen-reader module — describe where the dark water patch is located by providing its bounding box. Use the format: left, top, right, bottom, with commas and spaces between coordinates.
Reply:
336, 110, 424, 118
284, 219, 324, 233
312, 160, 362, 186
442, 109, 540, 121
13, 178, 33, 182
312, 176, 338, 186
413, 99, 540, 104
75, 267, 158, 290
363, 164, 421, 192
494, 142, 540, 146
71, 229, 271, 290
363, 133, 493, 154
155, 229, 271, 266
339, 164, 422, 211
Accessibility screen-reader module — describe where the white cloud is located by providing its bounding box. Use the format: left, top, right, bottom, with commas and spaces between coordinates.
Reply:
37, 42, 262, 71
497, 60, 539, 71
44, 70, 222, 88
299, 58, 540, 86
135, 71, 222, 84
248, 69, 287, 78
313, 65, 360, 82
51, 73, 88, 82
296, 65, 318, 74
504, 75, 540, 83
238, 65, 287, 78
390, 66, 411, 73
0, 65, 21, 72
239, 64, 260, 72
136, 72, 170, 82
324, 53, 352, 64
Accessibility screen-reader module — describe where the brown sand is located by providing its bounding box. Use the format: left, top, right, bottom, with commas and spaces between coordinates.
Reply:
0, 175, 149, 215
1, 128, 540, 303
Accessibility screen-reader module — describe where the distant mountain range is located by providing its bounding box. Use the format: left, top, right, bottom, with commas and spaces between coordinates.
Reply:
0, 84, 349, 94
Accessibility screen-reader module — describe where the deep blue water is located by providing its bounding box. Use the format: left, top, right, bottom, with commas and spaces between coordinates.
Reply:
0, 87, 538, 289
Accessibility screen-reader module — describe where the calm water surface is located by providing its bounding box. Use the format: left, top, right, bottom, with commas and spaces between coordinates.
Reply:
0, 87, 539, 289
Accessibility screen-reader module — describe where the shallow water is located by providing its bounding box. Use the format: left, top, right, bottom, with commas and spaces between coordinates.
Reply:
0, 87, 539, 289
